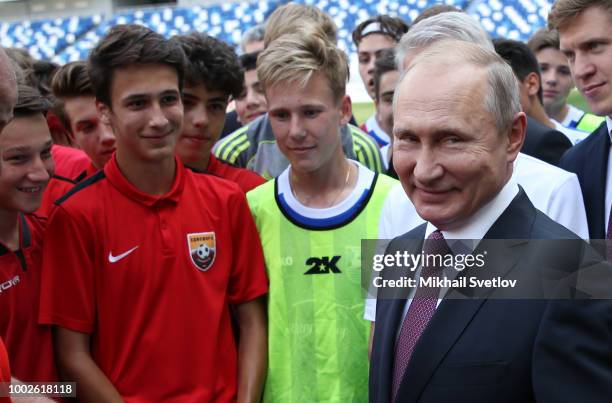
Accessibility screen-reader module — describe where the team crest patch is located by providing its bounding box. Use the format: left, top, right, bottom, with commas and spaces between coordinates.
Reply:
187, 232, 216, 272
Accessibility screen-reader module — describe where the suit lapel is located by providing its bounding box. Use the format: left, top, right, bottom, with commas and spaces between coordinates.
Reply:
582, 124, 609, 239
395, 190, 536, 402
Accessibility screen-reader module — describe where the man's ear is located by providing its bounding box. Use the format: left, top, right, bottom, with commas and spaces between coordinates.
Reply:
523, 72, 541, 98
339, 95, 352, 126
96, 99, 111, 125
507, 111, 527, 163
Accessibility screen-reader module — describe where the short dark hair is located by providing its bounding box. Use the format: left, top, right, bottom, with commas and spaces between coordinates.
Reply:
493, 38, 543, 104
373, 48, 397, 100
13, 83, 50, 117
352, 15, 409, 46
171, 32, 243, 99
527, 28, 560, 54
87, 24, 187, 107
412, 4, 462, 25
239, 50, 260, 72
32, 60, 59, 98
50, 61, 93, 132
52, 61, 93, 98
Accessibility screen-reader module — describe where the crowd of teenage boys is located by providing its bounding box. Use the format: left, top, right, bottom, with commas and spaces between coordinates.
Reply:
0, 0, 611, 401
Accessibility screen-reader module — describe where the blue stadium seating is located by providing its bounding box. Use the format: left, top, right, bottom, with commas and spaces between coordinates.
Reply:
0, 0, 555, 63
467, 0, 555, 41
0, 14, 102, 61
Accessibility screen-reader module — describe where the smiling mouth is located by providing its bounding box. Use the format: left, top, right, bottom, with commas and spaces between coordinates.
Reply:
17, 186, 43, 194
246, 112, 265, 121
289, 146, 316, 152
181, 136, 211, 143
582, 82, 606, 96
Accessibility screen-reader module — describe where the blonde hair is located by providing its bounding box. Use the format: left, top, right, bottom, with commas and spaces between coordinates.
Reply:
264, 3, 337, 47
258, 27, 348, 102
548, 0, 612, 31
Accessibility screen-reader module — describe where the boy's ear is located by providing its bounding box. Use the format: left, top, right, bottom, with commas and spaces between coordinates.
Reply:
340, 95, 352, 126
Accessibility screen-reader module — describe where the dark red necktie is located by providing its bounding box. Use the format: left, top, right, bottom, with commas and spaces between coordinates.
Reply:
391, 230, 449, 401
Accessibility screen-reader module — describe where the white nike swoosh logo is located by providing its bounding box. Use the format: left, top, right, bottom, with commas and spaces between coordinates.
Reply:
108, 246, 139, 263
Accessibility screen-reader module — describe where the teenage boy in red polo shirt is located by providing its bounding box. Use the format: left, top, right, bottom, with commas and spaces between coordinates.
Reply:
39, 24, 268, 402
38, 61, 117, 216
0, 84, 57, 384
171, 33, 265, 192
51, 61, 116, 181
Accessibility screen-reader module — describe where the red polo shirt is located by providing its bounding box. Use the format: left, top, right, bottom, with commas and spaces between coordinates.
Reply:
207, 154, 266, 192
39, 156, 268, 402
51, 145, 91, 181
0, 338, 11, 402
0, 214, 57, 383
37, 176, 75, 217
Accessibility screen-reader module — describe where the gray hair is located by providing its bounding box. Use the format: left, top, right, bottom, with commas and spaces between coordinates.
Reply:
395, 12, 493, 71
0, 47, 18, 84
394, 40, 521, 134
240, 24, 266, 53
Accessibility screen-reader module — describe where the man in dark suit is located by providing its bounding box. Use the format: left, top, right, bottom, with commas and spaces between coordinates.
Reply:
493, 38, 573, 165
550, 0, 612, 241
370, 39, 612, 403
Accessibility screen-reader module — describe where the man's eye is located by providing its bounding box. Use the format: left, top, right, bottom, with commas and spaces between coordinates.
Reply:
7, 155, 27, 163
80, 124, 95, 134
128, 100, 146, 109
161, 95, 179, 105
304, 110, 320, 118
358, 56, 370, 64
209, 103, 226, 113
445, 136, 462, 144
588, 42, 602, 52
41, 148, 52, 160
271, 111, 289, 120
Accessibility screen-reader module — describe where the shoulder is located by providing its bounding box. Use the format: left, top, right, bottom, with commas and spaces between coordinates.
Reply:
246, 179, 275, 207
54, 170, 107, 209
562, 122, 609, 164
349, 124, 379, 148
187, 168, 244, 199
532, 209, 583, 240
209, 158, 266, 192
25, 213, 47, 241
516, 153, 577, 190
213, 124, 251, 162
372, 172, 399, 198
385, 223, 426, 253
